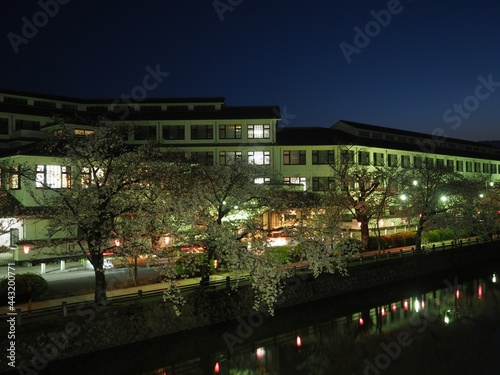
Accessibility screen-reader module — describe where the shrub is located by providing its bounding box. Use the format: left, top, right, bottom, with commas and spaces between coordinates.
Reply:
265, 246, 292, 264
173, 252, 206, 278
335, 238, 363, 256
0, 273, 48, 303
370, 231, 417, 249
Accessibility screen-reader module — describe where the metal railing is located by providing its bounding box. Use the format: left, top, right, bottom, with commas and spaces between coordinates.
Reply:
7, 236, 499, 323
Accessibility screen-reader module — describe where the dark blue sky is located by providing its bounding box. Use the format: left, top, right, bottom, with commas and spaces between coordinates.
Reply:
1, 0, 500, 141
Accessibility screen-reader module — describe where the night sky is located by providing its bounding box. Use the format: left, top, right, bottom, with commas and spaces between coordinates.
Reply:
1, 0, 500, 141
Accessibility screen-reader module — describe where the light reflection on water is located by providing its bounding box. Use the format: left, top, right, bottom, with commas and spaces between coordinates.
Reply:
145, 267, 500, 375
43, 263, 500, 375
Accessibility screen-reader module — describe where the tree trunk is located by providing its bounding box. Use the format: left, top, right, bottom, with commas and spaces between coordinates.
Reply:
133, 255, 138, 286
200, 247, 215, 286
415, 217, 425, 251
91, 253, 107, 305
357, 214, 370, 251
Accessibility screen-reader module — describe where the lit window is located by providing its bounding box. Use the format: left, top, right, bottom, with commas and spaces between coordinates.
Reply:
254, 177, 270, 184
81, 167, 105, 187
9, 166, 21, 190
284, 177, 307, 191
74, 129, 94, 136
248, 124, 270, 139
219, 125, 241, 139
248, 151, 270, 165
36, 165, 71, 189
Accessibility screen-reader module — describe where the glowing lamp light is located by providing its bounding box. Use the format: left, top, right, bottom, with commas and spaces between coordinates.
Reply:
421, 300, 426, 310
358, 317, 364, 326
414, 298, 420, 313
392, 303, 397, 312
114, 239, 121, 247
214, 362, 220, 373
493, 273, 497, 283
444, 315, 450, 325
164, 235, 171, 245
23, 245, 30, 254
456, 289, 460, 299
478, 284, 483, 299
357, 221, 362, 228
296, 335, 302, 347
256, 347, 265, 359
381, 307, 387, 317
403, 300, 409, 311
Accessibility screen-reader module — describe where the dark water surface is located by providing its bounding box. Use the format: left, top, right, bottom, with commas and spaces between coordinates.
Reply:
43, 260, 500, 375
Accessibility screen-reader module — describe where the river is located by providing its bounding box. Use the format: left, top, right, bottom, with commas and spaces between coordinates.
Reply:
43, 260, 500, 375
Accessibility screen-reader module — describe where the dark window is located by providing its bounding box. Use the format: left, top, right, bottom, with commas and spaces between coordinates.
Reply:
414, 156, 422, 168
86, 106, 108, 112
312, 150, 334, 165
140, 105, 162, 111
167, 105, 188, 111
162, 125, 185, 140
191, 152, 213, 165
194, 105, 215, 111
34, 100, 56, 108
388, 154, 398, 167
219, 125, 242, 139
447, 160, 454, 170
134, 126, 156, 141
10, 228, 19, 247
62, 103, 78, 111
191, 125, 213, 140
283, 150, 306, 165
341, 150, 354, 164
401, 155, 410, 168
373, 152, 384, 166
4, 97, 28, 105
456, 160, 463, 172
312, 177, 335, 191
15, 120, 40, 131
358, 151, 370, 165
0, 118, 9, 135
466, 162, 473, 172
219, 151, 242, 165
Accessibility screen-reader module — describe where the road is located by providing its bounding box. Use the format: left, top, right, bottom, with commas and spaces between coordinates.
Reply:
41, 266, 161, 297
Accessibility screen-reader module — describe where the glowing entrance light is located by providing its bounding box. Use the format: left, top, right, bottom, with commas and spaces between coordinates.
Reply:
493, 273, 497, 283
23, 245, 31, 254
296, 335, 302, 347
214, 362, 220, 373
256, 347, 265, 359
